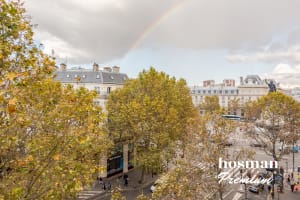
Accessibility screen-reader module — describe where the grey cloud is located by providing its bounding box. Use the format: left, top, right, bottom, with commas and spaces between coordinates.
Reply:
25, 0, 181, 64
148, 0, 300, 51
25, 0, 300, 64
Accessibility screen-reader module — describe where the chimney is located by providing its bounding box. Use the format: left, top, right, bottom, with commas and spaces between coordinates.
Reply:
60, 63, 67, 71
93, 63, 99, 71
112, 66, 120, 73
103, 67, 112, 72
240, 77, 244, 85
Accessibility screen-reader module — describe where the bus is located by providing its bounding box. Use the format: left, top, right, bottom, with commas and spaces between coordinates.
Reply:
222, 114, 241, 121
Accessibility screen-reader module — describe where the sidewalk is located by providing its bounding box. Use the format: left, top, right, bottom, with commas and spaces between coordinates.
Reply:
78, 168, 157, 200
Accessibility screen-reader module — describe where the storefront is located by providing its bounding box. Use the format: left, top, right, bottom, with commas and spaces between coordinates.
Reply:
106, 143, 134, 177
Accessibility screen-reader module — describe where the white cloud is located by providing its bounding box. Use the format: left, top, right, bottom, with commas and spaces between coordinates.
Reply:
226, 46, 300, 65
262, 64, 300, 88
272, 63, 299, 74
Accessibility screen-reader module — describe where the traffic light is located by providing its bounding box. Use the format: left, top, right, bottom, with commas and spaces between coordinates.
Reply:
272, 161, 276, 168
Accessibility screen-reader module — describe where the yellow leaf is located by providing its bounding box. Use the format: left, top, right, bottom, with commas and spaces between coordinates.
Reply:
6, 72, 17, 80
27, 155, 34, 162
53, 154, 60, 161
8, 98, 17, 113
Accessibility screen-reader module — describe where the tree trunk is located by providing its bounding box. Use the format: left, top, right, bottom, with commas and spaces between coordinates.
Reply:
139, 166, 145, 184
218, 183, 223, 200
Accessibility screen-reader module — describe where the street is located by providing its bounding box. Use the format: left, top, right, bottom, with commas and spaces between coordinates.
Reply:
223, 126, 300, 200
97, 182, 153, 200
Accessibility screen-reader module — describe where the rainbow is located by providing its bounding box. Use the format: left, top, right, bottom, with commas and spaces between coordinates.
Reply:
126, 0, 191, 55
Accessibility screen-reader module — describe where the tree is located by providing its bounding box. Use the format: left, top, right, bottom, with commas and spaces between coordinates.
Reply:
199, 95, 221, 114
282, 98, 300, 172
148, 113, 221, 200
227, 98, 240, 115
245, 92, 300, 162
106, 67, 196, 183
0, 1, 112, 199
147, 111, 254, 200
0, 0, 55, 88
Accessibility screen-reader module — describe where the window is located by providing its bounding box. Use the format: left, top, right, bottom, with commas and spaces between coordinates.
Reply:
222, 115, 241, 121
95, 86, 100, 94
231, 90, 234, 94
107, 87, 111, 94
123, 76, 127, 81
225, 90, 228, 94
96, 74, 100, 79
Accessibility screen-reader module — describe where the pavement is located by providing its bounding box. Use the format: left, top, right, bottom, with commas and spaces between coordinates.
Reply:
77, 168, 157, 200
223, 168, 300, 200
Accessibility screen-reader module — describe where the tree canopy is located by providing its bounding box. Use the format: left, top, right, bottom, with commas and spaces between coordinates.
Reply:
199, 95, 221, 114
0, 1, 112, 199
245, 92, 300, 161
106, 67, 197, 182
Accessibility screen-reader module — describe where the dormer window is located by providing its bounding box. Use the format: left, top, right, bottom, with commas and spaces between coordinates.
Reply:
74, 74, 78, 78
82, 75, 86, 78
96, 74, 100, 79
66, 74, 70, 78
110, 75, 114, 80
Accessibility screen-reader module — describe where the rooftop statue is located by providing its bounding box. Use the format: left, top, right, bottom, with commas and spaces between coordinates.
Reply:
265, 80, 276, 93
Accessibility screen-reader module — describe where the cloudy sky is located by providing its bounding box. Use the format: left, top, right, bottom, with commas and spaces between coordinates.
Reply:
25, 0, 300, 88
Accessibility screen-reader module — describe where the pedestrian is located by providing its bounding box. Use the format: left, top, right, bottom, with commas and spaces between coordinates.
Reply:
287, 175, 291, 185
98, 177, 103, 186
107, 182, 111, 191
103, 182, 106, 191
291, 178, 295, 192
123, 174, 129, 186
124, 177, 128, 186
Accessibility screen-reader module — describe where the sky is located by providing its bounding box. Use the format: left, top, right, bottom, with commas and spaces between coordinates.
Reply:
24, 0, 300, 88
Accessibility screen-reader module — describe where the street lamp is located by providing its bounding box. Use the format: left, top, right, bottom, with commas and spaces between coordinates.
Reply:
277, 185, 280, 200
272, 170, 277, 200
240, 169, 248, 200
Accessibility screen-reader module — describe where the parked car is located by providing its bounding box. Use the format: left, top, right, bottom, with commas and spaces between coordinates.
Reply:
250, 143, 266, 148
223, 141, 233, 146
150, 174, 169, 193
248, 185, 259, 194
293, 145, 299, 153
150, 182, 159, 193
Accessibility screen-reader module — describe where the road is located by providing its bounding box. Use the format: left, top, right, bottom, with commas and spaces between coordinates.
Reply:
94, 126, 300, 200
98, 182, 153, 200
223, 127, 300, 200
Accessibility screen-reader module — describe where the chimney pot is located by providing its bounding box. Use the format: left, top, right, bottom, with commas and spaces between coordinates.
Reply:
112, 66, 120, 73
93, 63, 99, 71
60, 63, 67, 71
